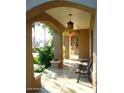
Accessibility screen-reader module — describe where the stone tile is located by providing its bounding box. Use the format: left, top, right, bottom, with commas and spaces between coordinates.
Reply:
40, 59, 94, 93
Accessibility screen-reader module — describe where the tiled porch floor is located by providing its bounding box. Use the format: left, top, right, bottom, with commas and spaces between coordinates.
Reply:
38, 59, 94, 93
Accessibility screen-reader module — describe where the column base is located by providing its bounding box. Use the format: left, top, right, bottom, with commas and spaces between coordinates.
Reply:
58, 62, 63, 69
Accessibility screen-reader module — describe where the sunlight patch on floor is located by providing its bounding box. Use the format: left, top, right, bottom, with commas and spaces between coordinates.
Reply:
40, 59, 94, 93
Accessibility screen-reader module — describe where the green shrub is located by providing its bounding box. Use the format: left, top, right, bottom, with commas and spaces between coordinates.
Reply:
33, 39, 54, 69
33, 55, 40, 64
38, 42, 54, 68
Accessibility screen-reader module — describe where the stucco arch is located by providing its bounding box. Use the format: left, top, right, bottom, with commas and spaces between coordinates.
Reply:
27, 1, 95, 20
26, 17, 64, 89
30, 12, 67, 34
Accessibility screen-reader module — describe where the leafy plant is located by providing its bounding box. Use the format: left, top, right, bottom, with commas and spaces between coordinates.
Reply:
33, 55, 40, 64
33, 39, 54, 69
38, 40, 54, 68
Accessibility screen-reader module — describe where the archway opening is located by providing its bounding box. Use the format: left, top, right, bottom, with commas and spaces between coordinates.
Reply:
32, 21, 55, 74
63, 31, 79, 60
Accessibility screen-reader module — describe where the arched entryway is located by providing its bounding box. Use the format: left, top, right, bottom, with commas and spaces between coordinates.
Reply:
26, 0, 96, 92
26, 17, 64, 90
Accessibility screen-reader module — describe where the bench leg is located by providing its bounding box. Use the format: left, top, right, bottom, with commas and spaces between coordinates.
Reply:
88, 72, 92, 83
77, 73, 81, 83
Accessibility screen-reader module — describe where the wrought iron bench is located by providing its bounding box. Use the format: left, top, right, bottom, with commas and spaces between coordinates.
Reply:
76, 58, 93, 83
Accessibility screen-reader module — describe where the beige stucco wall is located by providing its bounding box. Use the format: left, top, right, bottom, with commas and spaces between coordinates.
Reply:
89, 29, 93, 58
92, 13, 97, 93
78, 29, 89, 58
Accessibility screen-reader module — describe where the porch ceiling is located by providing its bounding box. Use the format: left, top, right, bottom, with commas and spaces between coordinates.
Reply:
46, 7, 91, 29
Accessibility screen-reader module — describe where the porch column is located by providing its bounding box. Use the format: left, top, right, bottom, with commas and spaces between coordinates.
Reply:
58, 33, 63, 68
26, 20, 34, 90
54, 32, 61, 60
26, 20, 41, 92
65, 35, 70, 59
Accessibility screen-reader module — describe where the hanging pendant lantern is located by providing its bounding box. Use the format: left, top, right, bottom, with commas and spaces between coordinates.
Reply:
67, 14, 74, 29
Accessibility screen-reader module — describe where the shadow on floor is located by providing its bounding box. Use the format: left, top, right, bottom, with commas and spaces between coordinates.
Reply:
79, 82, 93, 88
